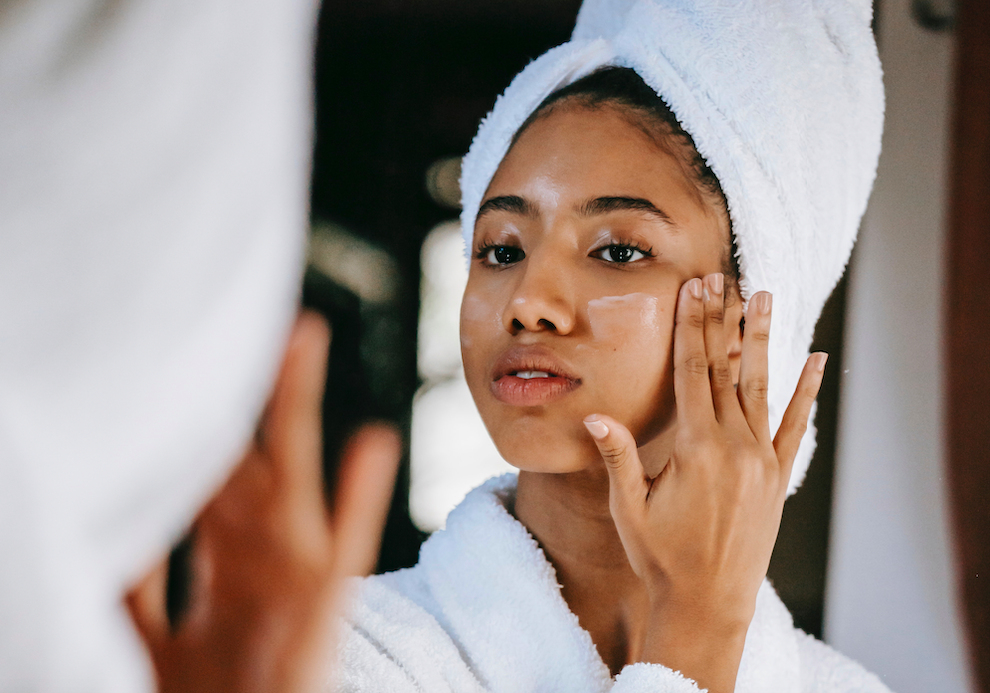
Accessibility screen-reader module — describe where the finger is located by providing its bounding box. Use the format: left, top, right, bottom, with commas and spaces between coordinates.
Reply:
331, 422, 402, 578
673, 278, 716, 425
124, 556, 171, 658
702, 273, 743, 424
583, 415, 648, 516
265, 310, 331, 492
773, 353, 827, 480
737, 292, 772, 442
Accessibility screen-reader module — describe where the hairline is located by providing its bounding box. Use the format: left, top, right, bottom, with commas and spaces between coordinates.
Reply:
506, 95, 739, 297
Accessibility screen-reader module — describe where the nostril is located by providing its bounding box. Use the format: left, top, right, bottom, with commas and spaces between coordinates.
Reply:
511, 317, 557, 333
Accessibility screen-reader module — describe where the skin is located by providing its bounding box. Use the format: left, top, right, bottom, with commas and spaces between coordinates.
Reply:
463, 102, 739, 474
462, 100, 825, 692
127, 312, 401, 693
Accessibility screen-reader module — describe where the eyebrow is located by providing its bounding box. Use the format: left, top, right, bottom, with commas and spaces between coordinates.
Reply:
475, 194, 675, 227
476, 195, 537, 220
579, 196, 674, 225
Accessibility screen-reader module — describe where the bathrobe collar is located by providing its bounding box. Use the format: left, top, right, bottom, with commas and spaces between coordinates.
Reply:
414, 474, 801, 693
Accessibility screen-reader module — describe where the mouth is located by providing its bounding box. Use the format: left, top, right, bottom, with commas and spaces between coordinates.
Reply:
514, 370, 552, 379
490, 347, 581, 406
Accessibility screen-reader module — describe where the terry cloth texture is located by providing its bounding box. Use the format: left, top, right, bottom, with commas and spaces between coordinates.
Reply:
458, 0, 885, 494
335, 475, 892, 693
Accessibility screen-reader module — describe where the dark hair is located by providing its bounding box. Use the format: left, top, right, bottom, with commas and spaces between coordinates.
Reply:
513, 66, 741, 287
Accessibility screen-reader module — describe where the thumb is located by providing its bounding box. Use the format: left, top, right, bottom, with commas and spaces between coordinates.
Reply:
583, 415, 647, 504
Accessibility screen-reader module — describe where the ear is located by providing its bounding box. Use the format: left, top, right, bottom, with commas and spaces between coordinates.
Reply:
724, 293, 744, 386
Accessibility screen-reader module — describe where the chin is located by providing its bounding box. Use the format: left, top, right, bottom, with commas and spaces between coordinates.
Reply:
485, 414, 602, 474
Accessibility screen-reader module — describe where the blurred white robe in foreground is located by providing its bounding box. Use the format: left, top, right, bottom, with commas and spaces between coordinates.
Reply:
0, 1, 318, 690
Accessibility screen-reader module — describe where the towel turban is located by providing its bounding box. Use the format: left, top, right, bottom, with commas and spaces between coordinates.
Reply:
460, 0, 884, 494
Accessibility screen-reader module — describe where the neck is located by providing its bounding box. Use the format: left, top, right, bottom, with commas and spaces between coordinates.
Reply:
514, 467, 651, 676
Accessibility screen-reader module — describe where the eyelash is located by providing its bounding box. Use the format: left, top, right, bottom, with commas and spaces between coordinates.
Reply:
591, 241, 656, 264
476, 242, 525, 267
475, 240, 656, 267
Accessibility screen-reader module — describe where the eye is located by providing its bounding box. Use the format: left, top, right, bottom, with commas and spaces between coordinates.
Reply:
593, 243, 651, 264
479, 245, 525, 266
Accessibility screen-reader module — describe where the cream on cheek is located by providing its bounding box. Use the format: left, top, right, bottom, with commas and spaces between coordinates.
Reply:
459, 292, 502, 352
584, 291, 675, 441
585, 292, 663, 345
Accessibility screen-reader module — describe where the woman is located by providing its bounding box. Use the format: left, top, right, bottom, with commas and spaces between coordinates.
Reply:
335, 0, 886, 691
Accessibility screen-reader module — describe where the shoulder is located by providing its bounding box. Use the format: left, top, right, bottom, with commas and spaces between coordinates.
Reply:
740, 581, 892, 693
334, 571, 487, 693
796, 630, 893, 693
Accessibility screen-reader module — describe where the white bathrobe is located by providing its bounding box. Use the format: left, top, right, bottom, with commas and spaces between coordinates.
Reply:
336, 475, 891, 693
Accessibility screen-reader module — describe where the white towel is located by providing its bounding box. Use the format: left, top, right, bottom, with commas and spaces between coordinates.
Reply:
337, 475, 892, 692
0, 1, 317, 690
459, 0, 885, 494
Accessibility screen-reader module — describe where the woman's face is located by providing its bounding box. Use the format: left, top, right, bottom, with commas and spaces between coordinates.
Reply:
461, 100, 739, 473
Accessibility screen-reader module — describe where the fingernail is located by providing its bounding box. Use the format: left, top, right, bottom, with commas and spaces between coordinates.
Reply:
688, 278, 702, 299
709, 273, 723, 296
754, 292, 772, 315
812, 352, 828, 372
583, 416, 609, 440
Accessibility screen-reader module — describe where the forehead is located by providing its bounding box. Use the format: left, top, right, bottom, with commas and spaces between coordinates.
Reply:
486, 101, 706, 212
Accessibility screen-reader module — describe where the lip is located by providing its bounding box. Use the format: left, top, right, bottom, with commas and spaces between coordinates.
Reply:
490, 346, 582, 407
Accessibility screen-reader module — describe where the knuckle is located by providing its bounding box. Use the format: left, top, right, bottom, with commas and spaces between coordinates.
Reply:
599, 442, 627, 465
680, 310, 705, 330
682, 433, 720, 461
706, 307, 725, 326
742, 377, 769, 401
709, 363, 733, 389
731, 467, 757, 494
700, 440, 724, 462
736, 451, 770, 481
802, 379, 822, 399
748, 327, 771, 345
782, 412, 809, 441
680, 355, 710, 377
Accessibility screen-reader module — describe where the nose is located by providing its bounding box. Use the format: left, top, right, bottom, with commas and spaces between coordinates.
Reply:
502, 252, 576, 335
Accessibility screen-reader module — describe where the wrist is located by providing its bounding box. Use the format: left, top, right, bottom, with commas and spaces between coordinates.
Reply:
639, 599, 751, 693
646, 585, 755, 637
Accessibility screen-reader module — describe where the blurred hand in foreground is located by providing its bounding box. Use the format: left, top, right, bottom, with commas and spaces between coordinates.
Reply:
126, 311, 401, 693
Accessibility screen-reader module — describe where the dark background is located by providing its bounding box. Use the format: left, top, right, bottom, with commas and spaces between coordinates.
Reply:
307, 0, 849, 639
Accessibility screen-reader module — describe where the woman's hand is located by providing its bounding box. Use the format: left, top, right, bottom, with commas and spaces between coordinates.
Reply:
126, 311, 401, 693
582, 273, 826, 693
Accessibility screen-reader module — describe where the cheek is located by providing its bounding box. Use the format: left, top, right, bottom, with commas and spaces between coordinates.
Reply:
460, 290, 508, 408
457, 284, 678, 474
586, 292, 663, 343
584, 292, 675, 438
459, 292, 502, 355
